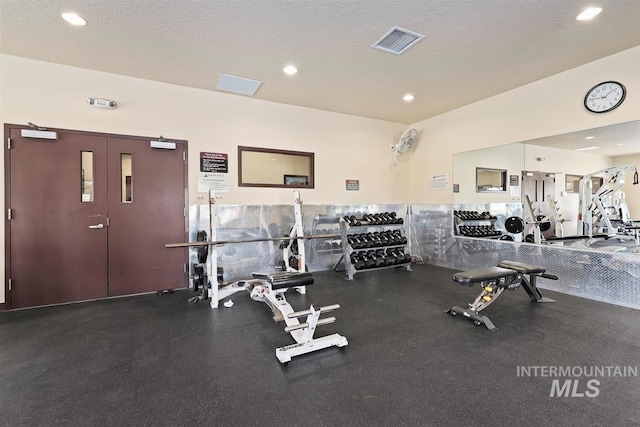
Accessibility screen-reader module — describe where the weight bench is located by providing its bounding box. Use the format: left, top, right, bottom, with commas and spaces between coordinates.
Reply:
218, 271, 348, 363
446, 260, 557, 331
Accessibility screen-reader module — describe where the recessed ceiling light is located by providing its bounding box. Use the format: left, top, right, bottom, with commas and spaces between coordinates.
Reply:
62, 12, 87, 26
283, 65, 298, 75
584, 136, 595, 140
616, 143, 624, 146
576, 7, 602, 21
403, 94, 415, 102
574, 146, 599, 151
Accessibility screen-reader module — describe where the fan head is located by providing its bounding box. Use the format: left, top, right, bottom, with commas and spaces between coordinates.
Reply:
396, 128, 419, 154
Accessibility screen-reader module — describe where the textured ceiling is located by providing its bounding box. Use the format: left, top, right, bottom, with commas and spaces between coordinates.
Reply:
1, 0, 640, 124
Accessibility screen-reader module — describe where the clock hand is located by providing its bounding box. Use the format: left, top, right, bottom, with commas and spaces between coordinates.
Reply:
601, 89, 615, 99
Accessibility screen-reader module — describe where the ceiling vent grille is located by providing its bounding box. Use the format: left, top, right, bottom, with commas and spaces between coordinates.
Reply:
372, 26, 425, 55
216, 74, 262, 96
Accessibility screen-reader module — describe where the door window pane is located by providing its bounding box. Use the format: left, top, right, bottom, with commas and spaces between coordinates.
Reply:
121, 154, 133, 202
81, 151, 94, 202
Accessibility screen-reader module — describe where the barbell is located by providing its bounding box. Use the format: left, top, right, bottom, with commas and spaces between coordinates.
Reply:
504, 215, 570, 235
165, 232, 342, 249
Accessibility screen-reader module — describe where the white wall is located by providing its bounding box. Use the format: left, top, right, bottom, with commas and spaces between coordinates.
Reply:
0, 55, 410, 206
0, 54, 410, 304
1, 45, 639, 305
453, 143, 524, 203
408, 45, 640, 204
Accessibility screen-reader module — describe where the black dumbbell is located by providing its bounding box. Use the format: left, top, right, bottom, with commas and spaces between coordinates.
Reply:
367, 250, 385, 267
395, 249, 411, 264
399, 232, 408, 245
383, 230, 396, 245
350, 253, 366, 270
360, 253, 375, 269
385, 248, 399, 264
357, 233, 369, 248
375, 231, 390, 246
378, 249, 395, 266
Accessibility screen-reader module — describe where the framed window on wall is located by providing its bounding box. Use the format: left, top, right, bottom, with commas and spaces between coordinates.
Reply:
565, 174, 604, 194
238, 146, 314, 189
476, 167, 507, 193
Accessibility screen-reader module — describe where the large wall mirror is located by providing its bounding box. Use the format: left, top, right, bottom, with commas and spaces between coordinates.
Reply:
238, 146, 315, 188
452, 120, 640, 250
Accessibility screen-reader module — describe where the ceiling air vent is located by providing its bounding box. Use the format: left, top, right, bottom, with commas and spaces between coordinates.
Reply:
372, 26, 425, 55
216, 74, 262, 96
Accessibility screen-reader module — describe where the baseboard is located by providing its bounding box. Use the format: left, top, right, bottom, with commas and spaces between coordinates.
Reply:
0, 302, 5, 311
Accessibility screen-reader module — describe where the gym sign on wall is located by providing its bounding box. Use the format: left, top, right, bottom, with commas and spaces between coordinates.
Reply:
346, 180, 359, 191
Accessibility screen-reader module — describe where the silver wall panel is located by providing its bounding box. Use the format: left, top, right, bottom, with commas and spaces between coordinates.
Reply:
187, 202, 640, 310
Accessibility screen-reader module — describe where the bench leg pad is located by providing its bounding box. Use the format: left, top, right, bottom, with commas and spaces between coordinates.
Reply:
446, 306, 498, 331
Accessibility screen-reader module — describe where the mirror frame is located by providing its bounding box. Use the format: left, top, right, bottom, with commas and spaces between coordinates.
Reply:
238, 146, 315, 189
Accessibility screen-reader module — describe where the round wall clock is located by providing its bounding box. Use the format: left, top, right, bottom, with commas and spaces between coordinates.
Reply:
584, 81, 626, 113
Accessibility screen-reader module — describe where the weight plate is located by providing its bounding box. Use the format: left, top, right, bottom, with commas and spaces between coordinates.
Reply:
536, 215, 551, 232
504, 216, 525, 234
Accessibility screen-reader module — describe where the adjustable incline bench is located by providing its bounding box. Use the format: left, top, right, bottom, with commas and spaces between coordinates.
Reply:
446, 260, 558, 331
218, 271, 348, 363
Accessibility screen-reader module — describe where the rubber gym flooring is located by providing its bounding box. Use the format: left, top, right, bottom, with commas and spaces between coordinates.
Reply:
1, 263, 639, 426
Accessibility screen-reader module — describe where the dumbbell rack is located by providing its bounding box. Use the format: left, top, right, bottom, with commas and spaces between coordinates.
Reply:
453, 210, 501, 238
337, 214, 412, 280
311, 216, 342, 257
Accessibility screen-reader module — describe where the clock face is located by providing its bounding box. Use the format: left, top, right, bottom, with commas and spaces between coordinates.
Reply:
584, 81, 626, 113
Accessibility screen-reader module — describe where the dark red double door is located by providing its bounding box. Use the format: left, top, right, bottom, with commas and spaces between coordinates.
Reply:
6, 125, 188, 309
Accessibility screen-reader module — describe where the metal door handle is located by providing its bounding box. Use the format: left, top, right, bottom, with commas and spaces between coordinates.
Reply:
88, 224, 104, 229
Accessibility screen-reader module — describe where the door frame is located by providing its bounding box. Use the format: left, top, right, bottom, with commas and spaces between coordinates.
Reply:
3, 123, 189, 309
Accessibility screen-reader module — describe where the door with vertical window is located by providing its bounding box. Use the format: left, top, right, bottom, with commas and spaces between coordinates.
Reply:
522, 171, 556, 238
5, 125, 187, 309
106, 136, 187, 296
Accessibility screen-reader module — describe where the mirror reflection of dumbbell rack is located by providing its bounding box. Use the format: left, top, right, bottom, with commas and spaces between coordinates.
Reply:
411, 210, 451, 259
311, 216, 342, 257
453, 210, 501, 239
338, 213, 412, 280
455, 238, 499, 254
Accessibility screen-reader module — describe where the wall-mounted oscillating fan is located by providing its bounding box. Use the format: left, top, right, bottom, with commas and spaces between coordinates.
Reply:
392, 128, 419, 165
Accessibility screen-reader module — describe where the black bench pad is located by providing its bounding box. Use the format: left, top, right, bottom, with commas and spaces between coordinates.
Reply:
498, 260, 545, 274
253, 271, 314, 290
452, 266, 518, 285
